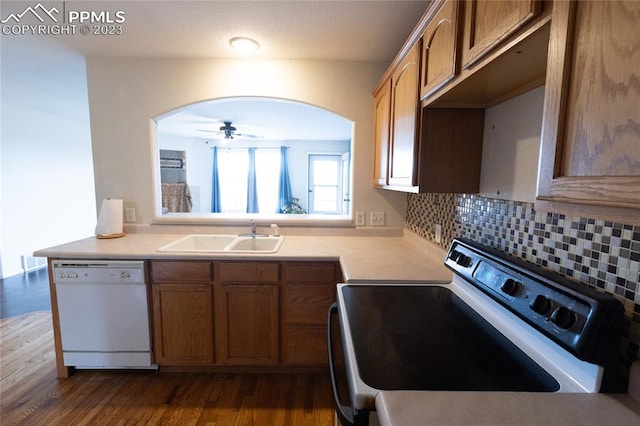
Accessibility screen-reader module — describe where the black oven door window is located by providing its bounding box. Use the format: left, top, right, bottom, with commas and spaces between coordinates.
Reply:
342, 286, 560, 392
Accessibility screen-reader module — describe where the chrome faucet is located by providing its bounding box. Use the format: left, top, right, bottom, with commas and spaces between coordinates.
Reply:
240, 219, 268, 237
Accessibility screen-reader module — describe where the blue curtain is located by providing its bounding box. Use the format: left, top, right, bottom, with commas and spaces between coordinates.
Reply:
278, 146, 293, 213
246, 147, 259, 213
211, 147, 222, 212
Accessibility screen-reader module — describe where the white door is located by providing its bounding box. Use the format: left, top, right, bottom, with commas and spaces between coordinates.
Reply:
308, 154, 343, 214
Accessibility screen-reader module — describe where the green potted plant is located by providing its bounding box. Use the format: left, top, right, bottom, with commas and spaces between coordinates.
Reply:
281, 197, 307, 214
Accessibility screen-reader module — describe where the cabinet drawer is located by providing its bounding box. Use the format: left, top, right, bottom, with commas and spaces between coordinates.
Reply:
283, 326, 328, 366
150, 261, 212, 283
218, 262, 280, 283
285, 262, 337, 284
285, 284, 335, 325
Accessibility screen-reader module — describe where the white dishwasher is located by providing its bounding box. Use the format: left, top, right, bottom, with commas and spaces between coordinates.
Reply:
53, 260, 155, 369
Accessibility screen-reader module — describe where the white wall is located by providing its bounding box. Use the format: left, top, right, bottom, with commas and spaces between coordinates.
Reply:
85, 58, 407, 228
0, 38, 96, 278
480, 86, 545, 203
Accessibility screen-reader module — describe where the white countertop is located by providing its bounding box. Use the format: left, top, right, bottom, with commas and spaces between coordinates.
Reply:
375, 388, 640, 426
35, 230, 640, 421
34, 230, 452, 283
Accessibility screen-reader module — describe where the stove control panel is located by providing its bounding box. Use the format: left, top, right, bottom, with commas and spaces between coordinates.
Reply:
444, 238, 624, 364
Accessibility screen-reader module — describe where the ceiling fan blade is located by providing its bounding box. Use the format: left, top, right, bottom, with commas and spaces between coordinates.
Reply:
196, 120, 263, 140
234, 132, 262, 139
197, 129, 224, 134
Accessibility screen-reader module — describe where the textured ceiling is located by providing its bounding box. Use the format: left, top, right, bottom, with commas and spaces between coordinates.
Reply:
0, 0, 430, 61
1, 0, 431, 140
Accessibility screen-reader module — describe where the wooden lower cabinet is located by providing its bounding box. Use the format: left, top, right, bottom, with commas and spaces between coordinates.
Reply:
150, 260, 340, 369
215, 261, 281, 365
283, 326, 328, 365
281, 262, 340, 367
152, 282, 215, 365
151, 261, 215, 365
216, 283, 279, 365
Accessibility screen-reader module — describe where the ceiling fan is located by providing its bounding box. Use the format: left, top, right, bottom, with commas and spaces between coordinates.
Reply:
198, 121, 261, 140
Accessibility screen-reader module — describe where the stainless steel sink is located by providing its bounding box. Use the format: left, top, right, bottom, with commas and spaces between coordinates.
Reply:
157, 234, 283, 253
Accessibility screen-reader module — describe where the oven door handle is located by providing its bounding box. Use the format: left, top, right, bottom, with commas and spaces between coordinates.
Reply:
328, 302, 360, 426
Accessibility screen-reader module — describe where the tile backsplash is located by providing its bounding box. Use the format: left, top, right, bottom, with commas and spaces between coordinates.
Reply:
406, 193, 640, 376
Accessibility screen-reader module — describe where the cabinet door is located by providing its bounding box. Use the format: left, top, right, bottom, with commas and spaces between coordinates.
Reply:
216, 284, 279, 365
421, 0, 461, 99
152, 283, 214, 365
388, 41, 421, 188
462, 0, 541, 68
537, 0, 640, 225
373, 80, 392, 186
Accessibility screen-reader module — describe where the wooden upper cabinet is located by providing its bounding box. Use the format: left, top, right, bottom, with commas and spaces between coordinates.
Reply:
388, 41, 422, 188
373, 80, 391, 186
462, 0, 542, 69
420, 0, 461, 100
537, 0, 640, 225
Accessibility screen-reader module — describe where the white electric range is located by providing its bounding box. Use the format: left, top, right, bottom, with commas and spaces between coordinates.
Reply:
329, 238, 625, 425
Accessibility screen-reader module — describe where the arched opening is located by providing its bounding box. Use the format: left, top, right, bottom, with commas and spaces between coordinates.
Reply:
153, 96, 354, 223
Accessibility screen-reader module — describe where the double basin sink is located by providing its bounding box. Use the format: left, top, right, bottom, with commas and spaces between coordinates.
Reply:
157, 234, 284, 254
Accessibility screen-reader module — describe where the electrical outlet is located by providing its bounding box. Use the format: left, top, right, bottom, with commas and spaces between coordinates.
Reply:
435, 224, 442, 244
125, 207, 136, 223
371, 212, 385, 227
355, 211, 366, 227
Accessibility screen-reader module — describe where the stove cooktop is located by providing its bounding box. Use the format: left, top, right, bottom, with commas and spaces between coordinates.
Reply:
342, 285, 560, 392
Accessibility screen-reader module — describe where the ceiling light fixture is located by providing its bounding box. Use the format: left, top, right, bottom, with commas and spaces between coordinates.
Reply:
229, 37, 260, 52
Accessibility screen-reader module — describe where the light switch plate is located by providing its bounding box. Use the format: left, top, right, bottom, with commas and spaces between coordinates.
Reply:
125, 207, 136, 223
371, 212, 385, 227
355, 211, 366, 227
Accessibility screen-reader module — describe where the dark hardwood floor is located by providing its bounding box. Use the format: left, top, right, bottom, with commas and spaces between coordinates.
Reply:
0, 269, 335, 425
0, 267, 51, 318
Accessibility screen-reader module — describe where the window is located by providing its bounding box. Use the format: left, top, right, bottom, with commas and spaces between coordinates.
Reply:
308, 154, 343, 214
217, 148, 281, 214
255, 149, 280, 213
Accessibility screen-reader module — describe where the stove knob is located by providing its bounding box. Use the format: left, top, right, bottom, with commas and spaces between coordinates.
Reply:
550, 307, 577, 330
529, 295, 552, 315
456, 254, 472, 267
449, 250, 461, 262
500, 278, 520, 296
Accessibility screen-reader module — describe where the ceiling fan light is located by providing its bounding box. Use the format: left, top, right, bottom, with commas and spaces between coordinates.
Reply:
229, 37, 259, 52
